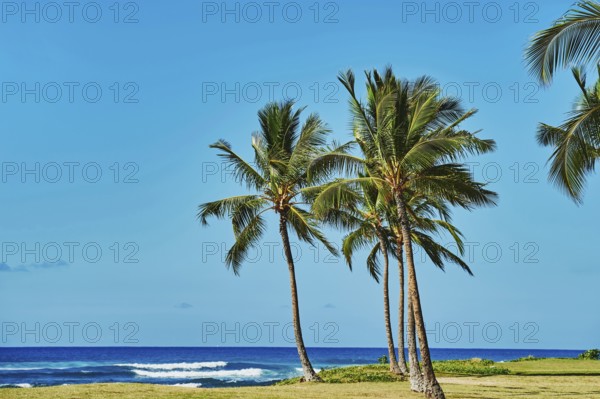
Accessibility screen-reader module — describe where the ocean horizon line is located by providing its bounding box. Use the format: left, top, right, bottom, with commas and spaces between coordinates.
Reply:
0, 346, 587, 351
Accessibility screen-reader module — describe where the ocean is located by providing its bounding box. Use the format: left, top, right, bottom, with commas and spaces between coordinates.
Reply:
0, 347, 582, 389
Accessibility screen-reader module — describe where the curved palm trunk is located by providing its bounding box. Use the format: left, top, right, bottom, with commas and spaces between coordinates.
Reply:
408, 292, 424, 392
376, 230, 402, 375
399, 231, 423, 388
395, 243, 409, 376
279, 214, 321, 382
394, 192, 445, 399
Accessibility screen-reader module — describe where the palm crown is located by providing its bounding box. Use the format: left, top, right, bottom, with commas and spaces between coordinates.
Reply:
537, 67, 600, 203
198, 100, 337, 274
316, 178, 472, 281
311, 67, 497, 217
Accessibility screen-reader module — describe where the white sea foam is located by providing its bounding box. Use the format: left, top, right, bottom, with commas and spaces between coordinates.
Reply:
0, 367, 39, 371
117, 361, 227, 370
132, 368, 263, 379
0, 366, 87, 372
0, 362, 91, 371
171, 383, 203, 388
19, 384, 33, 388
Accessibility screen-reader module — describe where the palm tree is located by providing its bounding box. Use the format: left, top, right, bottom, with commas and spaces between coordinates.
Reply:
312, 67, 497, 398
525, 0, 600, 86
537, 67, 600, 202
198, 100, 337, 382
525, 1, 600, 202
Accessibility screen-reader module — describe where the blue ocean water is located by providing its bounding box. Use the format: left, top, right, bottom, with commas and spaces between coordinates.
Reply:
0, 347, 583, 389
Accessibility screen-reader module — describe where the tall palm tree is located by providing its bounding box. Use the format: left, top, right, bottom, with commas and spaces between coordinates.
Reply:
312, 67, 497, 398
525, 0, 600, 86
537, 67, 600, 202
198, 100, 337, 382
525, 1, 600, 202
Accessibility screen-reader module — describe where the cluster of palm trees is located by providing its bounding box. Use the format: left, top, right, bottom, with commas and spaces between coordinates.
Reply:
198, 2, 600, 399
199, 67, 497, 399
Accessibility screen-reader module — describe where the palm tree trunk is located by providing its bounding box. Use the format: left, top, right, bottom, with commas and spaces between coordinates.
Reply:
395, 242, 409, 376
279, 213, 321, 382
397, 237, 423, 389
394, 191, 445, 399
376, 230, 402, 375
408, 292, 424, 392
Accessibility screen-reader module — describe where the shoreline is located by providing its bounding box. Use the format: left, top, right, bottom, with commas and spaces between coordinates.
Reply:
1, 358, 599, 398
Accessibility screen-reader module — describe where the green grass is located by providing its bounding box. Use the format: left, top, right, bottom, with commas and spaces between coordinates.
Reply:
277, 364, 405, 384
433, 358, 510, 376
277, 359, 511, 385
503, 358, 600, 375
1, 358, 599, 399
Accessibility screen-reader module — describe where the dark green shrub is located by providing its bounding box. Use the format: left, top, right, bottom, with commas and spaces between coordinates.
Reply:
377, 355, 389, 365
578, 349, 600, 360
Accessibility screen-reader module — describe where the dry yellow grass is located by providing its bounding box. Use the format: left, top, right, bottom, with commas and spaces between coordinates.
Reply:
1, 375, 600, 399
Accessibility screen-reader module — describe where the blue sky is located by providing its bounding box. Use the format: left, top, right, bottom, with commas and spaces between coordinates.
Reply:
1, 1, 598, 349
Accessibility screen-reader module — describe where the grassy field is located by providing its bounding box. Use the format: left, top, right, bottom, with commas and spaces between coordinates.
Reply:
1, 359, 599, 399
504, 358, 600, 375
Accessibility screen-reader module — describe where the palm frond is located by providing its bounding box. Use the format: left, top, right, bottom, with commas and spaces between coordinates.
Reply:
525, 0, 600, 84
287, 206, 339, 256
537, 107, 600, 202
365, 242, 382, 282
225, 212, 267, 275
308, 141, 364, 182
209, 140, 266, 190
198, 195, 263, 225
342, 223, 377, 270
412, 231, 473, 275
309, 177, 384, 217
